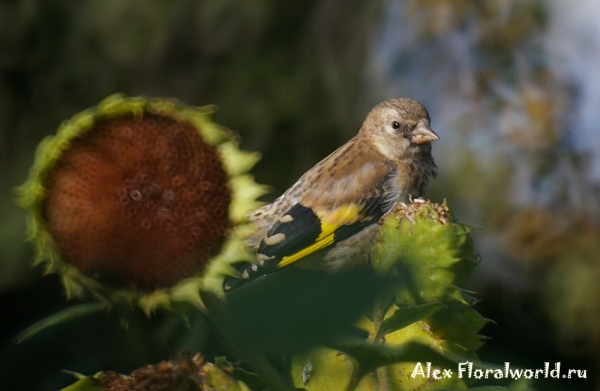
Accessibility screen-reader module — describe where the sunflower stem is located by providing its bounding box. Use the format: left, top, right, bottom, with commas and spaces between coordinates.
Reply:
14, 302, 109, 344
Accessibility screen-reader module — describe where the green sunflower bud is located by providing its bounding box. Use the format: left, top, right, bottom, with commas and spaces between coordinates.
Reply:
288, 200, 521, 391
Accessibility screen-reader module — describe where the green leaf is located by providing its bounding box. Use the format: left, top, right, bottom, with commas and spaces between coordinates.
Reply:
334, 339, 460, 376
428, 302, 490, 356
291, 347, 357, 390
204, 363, 252, 391
464, 382, 534, 391
219, 267, 392, 356
376, 302, 447, 340
58, 372, 103, 391
230, 366, 269, 391
203, 268, 393, 391
291, 339, 469, 391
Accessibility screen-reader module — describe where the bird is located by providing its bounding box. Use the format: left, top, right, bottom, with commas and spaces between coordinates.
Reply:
224, 98, 438, 290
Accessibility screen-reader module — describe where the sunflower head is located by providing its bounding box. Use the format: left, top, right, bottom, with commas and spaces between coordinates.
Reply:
17, 94, 266, 313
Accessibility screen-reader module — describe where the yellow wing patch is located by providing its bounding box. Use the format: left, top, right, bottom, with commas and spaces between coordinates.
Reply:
277, 204, 362, 268
317, 203, 362, 226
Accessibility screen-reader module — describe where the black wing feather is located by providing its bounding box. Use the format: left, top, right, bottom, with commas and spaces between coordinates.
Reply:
258, 203, 322, 258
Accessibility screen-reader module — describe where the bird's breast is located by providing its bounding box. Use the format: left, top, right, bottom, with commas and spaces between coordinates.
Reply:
385, 162, 423, 204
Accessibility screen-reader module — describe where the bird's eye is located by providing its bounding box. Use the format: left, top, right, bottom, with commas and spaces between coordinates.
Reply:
392, 121, 400, 129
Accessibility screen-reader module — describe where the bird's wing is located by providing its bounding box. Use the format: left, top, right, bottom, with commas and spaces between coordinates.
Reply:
259, 196, 382, 269
257, 158, 395, 269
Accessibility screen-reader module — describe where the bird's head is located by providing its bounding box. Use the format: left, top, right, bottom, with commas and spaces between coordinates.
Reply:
360, 98, 439, 160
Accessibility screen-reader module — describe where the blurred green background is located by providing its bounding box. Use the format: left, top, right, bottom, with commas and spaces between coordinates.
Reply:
1, 0, 598, 390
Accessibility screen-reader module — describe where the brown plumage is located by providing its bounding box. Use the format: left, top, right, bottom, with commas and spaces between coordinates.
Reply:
226, 98, 438, 289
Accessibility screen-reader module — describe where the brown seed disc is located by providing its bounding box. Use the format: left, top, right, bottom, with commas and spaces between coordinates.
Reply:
42, 113, 231, 289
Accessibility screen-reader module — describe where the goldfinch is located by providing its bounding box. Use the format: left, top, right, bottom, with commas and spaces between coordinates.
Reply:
225, 98, 438, 290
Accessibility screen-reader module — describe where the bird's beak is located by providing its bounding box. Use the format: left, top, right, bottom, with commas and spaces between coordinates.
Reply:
411, 121, 439, 145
